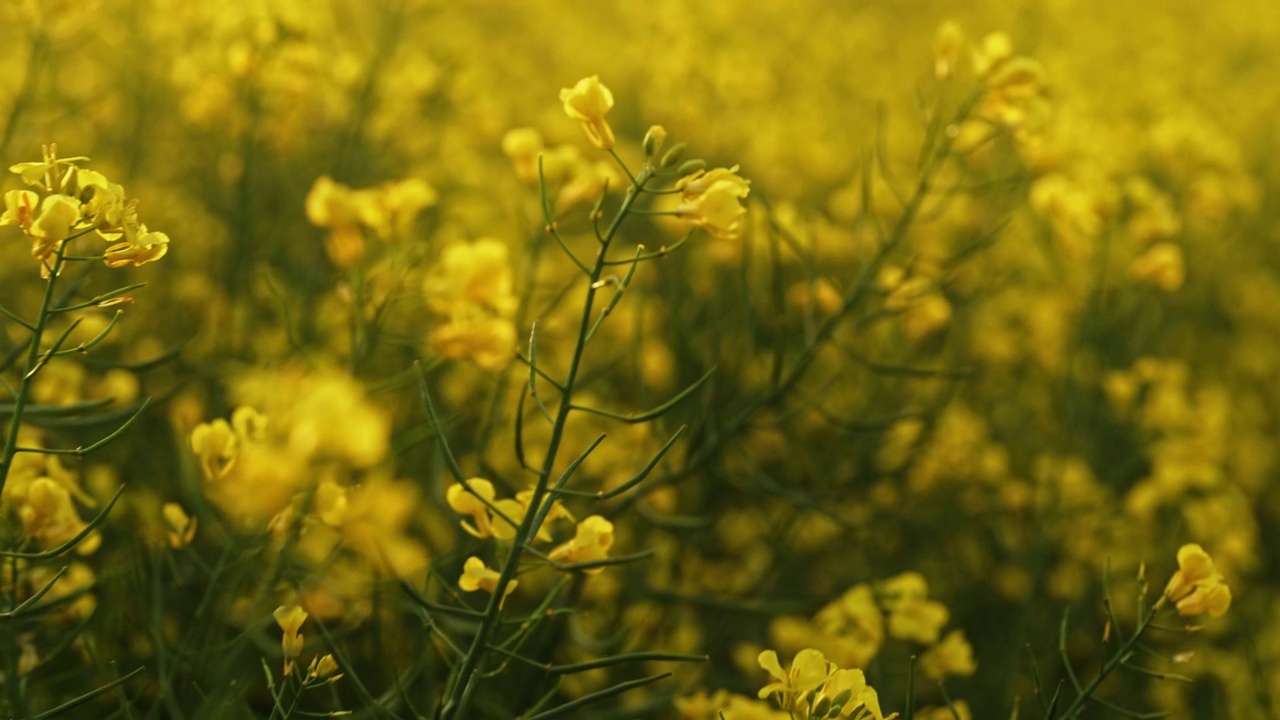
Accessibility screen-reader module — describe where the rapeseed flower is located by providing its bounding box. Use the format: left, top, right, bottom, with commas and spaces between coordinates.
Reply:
1162, 543, 1232, 617
560, 75, 615, 150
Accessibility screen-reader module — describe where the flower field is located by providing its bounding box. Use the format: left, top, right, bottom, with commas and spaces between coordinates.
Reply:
1, 2, 1278, 718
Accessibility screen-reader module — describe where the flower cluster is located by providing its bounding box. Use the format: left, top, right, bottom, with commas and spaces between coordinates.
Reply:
2, 144, 169, 275
305, 175, 437, 267
422, 238, 519, 371
445, 477, 616, 602
757, 648, 895, 719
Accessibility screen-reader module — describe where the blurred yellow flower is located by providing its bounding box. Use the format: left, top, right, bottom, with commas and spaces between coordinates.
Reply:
918, 630, 977, 680
560, 75, 616, 150
502, 127, 544, 183
881, 572, 950, 644
162, 502, 198, 549
190, 418, 239, 480
1, 189, 37, 230
934, 22, 964, 80
1129, 242, 1186, 292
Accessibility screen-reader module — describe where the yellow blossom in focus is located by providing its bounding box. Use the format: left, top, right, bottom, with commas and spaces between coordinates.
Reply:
675, 166, 751, 240
757, 648, 831, 711
273, 604, 308, 675
446, 478, 499, 538
306, 653, 341, 682
103, 227, 170, 268
560, 75, 615, 150
548, 515, 614, 573
459, 556, 517, 604
1162, 543, 1232, 618
29, 194, 81, 262
1, 189, 37, 230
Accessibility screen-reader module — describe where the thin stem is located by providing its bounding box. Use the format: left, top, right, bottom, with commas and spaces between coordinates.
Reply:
0, 246, 66, 498
440, 161, 655, 720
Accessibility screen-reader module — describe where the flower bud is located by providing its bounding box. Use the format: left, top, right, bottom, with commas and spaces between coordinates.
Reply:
675, 158, 706, 176
659, 143, 687, 170
642, 125, 667, 159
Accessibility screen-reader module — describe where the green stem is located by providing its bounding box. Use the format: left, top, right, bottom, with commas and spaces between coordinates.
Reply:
439, 163, 654, 720
0, 247, 65, 498
0, 246, 64, 718
1057, 604, 1161, 719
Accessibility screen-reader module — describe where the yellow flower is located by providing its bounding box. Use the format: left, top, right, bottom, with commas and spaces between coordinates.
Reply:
548, 515, 615, 573
1163, 544, 1232, 617
1163, 544, 1217, 602
29, 194, 82, 264
1175, 582, 1232, 618
881, 572, 950, 644
502, 127, 544, 183
933, 22, 964, 80
458, 556, 518, 604
1, 189, 37, 230
18, 477, 96, 551
273, 605, 308, 674
190, 418, 238, 480
1129, 242, 1186, 292
75, 169, 128, 230
918, 630, 977, 680
757, 648, 831, 712
162, 503, 198, 550
103, 228, 169, 268
560, 75, 616, 150
306, 653, 341, 682
675, 166, 751, 240
446, 478, 498, 538
313, 481, 349, 527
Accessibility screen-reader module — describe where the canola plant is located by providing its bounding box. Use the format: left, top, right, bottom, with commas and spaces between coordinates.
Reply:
0, 1, 1276, 718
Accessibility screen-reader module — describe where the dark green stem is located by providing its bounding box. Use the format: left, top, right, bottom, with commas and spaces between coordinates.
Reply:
439, 163, 655, 720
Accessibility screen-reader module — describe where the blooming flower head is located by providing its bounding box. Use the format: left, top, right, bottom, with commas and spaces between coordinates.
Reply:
1163, 543, 1232, 618
560, 75, 615, 150
459, 556, 518, 606
675, 166, 751, 240
273, 604, 308, 675
446, 478, 498, 538
548, 515, 614, 573
757, 648, 831, 711
1, 189, 37, 230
